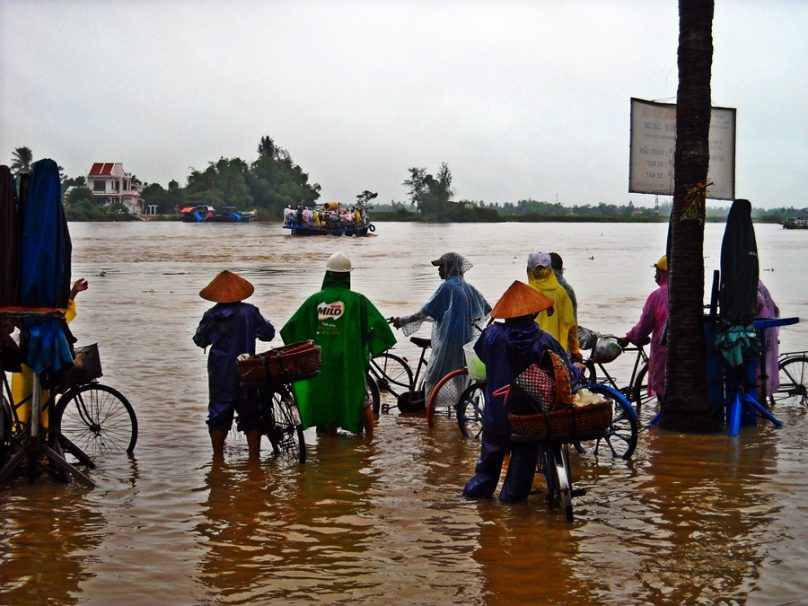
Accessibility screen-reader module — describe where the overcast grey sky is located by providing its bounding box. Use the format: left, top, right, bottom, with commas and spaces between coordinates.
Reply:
1, 1, 805, 209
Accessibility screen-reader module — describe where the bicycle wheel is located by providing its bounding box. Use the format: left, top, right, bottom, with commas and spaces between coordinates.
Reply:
772, 356, 808, 407
456, 381, 485, 439
631, 362, 658, 414
553, 444, 574, 522
0, 398, 12, 467
539, 446, 558, 510
263, 389, 306, 464
366, 373, 381, 416
425, 368, 468, 427
369, 353, 414, 397
577, 383, 638, 460
53, 383, 138, 457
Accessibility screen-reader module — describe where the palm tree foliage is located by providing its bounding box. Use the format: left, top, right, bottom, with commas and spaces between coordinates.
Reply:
10, 146, 33, 174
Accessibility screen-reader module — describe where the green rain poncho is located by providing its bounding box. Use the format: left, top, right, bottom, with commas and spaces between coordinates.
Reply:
280, 271, 396, 433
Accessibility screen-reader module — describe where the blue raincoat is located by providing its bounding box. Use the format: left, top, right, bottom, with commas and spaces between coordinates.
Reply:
400, 253, 490, 402
193, 302, 275, 412
464, 317, 579, 503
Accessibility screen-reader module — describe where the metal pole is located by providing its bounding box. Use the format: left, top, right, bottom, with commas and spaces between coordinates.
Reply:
31, 372, 41, 439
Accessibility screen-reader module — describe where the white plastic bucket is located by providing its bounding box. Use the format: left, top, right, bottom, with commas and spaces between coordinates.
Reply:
463, 341, 486, 381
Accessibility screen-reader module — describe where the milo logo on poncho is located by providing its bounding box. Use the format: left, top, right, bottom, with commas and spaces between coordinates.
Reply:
317, 301, 345, 321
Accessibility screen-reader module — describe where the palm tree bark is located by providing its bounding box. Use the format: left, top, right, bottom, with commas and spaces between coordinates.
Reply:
661, 0, 719, 431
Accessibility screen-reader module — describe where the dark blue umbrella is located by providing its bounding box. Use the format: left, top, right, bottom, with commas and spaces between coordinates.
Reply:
19, 158, 73, 374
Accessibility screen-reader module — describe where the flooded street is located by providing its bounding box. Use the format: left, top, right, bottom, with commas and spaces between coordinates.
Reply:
2, 220, 807, 604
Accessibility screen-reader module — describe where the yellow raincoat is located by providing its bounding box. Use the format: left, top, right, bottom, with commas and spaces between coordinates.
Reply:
527, 268, 580, 356
11, 298, 77, 427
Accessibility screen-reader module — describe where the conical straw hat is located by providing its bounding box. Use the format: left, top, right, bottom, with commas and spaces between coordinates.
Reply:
490, 280, 553, 319
199, 270, 254, 303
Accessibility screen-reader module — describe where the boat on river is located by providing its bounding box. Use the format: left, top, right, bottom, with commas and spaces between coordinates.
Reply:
205, 206, 256, 222
283, 201, 375, 236
180, 204, 213, 222
180, 204, 256, 223
782, 217, 808, 229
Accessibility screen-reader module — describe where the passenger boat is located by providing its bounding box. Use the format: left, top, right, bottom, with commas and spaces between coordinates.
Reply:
782, 217, 808, 229
283, 201, 375, 236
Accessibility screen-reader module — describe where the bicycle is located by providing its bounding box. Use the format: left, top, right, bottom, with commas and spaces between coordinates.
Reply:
370, 335, 431, 413
511, 389, 617, 522
426, 338, 487, 428
252, 381, 306, 464
1, 342, 136, 485
579, 329, 650, 405
770, 351, 808, 407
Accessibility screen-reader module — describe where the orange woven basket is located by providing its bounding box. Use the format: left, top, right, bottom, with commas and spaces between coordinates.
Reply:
509, 400, 612, 443
237, 340, 321, 384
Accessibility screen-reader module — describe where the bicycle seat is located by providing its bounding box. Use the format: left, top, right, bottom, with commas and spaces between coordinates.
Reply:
410, 336, 431, 349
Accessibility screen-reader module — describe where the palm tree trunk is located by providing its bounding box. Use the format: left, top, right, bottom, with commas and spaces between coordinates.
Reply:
661, 0, 719, 432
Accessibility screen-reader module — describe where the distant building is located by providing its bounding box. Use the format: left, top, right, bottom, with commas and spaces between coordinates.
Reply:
86, 162, 143, 214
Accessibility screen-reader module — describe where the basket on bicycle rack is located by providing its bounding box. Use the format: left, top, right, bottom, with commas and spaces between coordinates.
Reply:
509, 400, 612, 442
67, 343, 102, 385
237, 340, 321, 384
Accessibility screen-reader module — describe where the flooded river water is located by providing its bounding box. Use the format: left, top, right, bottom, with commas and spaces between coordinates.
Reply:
1, 221, 807, 605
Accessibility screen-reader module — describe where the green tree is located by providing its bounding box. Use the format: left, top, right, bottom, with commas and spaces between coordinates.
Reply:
10, 146, 33, 174
185, 157, 254, 207
141, 182, 185, 214
663, 0, 716, 431
403, 163, 454, 216
356, 190, 378, 205
248, 136, 320, 214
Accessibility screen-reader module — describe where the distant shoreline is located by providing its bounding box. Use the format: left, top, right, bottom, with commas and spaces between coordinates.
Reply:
111, 213, 785, 224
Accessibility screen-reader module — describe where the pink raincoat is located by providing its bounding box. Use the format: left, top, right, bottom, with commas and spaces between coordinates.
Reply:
756, 281, 780, 394
626, 281, 668, 397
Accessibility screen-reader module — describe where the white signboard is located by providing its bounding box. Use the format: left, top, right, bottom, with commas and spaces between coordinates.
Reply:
629, 97, 736, 200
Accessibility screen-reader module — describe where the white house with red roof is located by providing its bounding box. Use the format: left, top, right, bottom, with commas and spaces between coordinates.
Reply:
86, 162, 143, 214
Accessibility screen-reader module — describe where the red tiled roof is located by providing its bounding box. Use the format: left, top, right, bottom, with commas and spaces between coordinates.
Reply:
88, 162, 115, 175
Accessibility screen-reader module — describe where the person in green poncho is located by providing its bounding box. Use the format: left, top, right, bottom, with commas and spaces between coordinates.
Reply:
280, 252, 396, 437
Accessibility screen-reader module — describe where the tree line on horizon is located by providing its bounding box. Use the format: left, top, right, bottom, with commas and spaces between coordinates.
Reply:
7, 143, 806, 222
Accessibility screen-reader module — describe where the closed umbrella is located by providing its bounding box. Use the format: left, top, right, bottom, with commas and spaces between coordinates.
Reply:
0, 165, 20, 307
19, 158, 74, 375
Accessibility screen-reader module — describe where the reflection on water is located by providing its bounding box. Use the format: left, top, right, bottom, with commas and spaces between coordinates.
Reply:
1, 221, 807, 604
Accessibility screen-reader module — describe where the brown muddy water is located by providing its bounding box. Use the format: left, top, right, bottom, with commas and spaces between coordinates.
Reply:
1, 221, 807, 605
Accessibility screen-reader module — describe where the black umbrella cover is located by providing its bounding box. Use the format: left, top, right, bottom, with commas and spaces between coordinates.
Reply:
719, 199, 759, 325
0, 165, 20, 307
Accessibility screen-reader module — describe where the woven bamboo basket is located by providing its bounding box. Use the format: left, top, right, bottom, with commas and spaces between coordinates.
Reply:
237, 340, 321, 384
509, 400, 612, 442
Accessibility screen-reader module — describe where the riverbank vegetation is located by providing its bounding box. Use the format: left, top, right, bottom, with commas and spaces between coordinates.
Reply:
8, 141, 805, 223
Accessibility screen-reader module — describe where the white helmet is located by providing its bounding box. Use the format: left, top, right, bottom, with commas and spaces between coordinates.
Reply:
326, 251, 352, 272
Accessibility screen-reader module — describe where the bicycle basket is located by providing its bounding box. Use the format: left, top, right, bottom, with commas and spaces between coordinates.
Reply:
67, 343, 102, 385
509, 400, 612, 442
463, 341, 486, 381
237, 340, 321, 384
